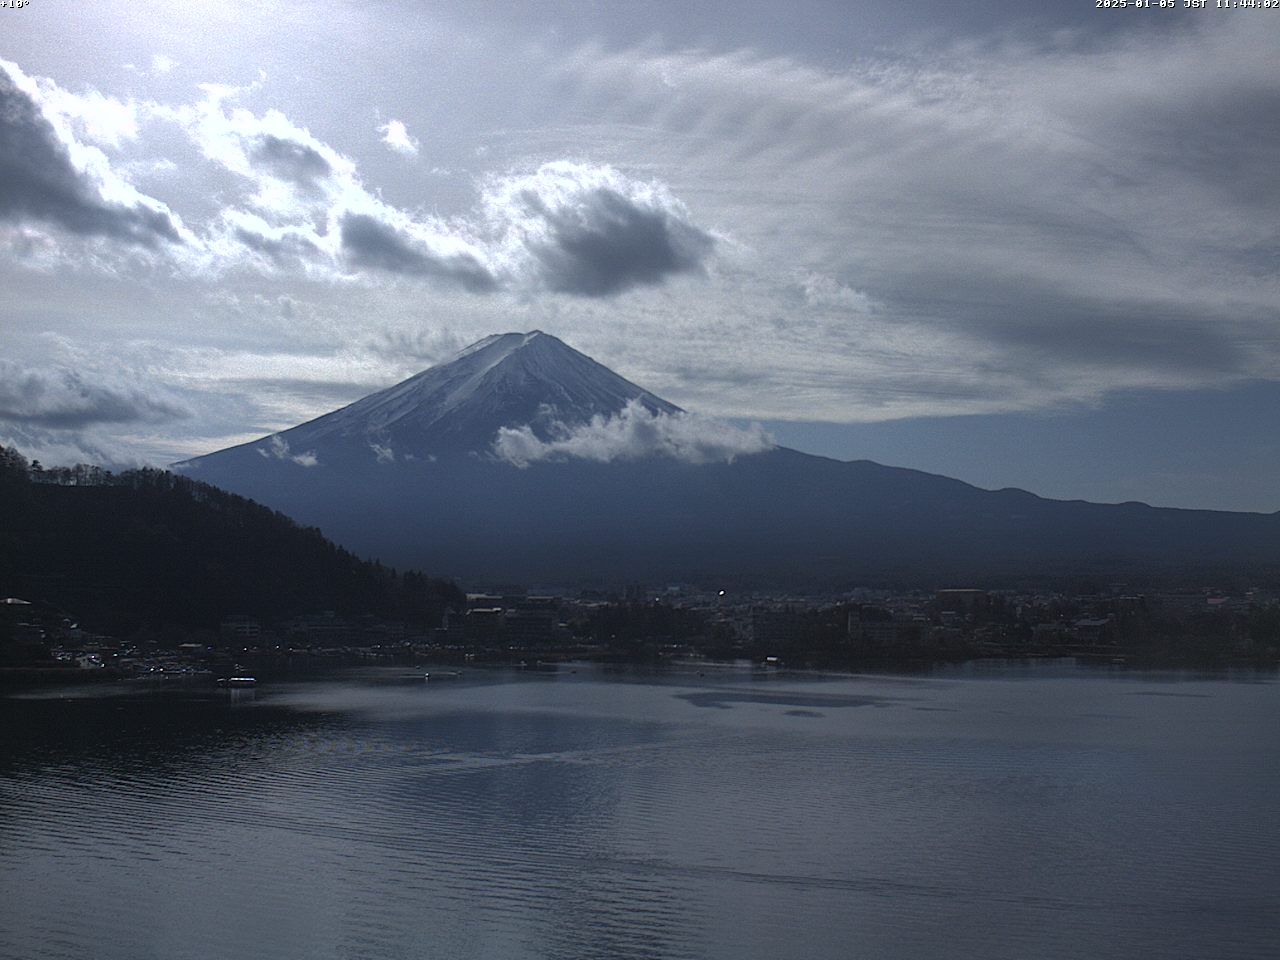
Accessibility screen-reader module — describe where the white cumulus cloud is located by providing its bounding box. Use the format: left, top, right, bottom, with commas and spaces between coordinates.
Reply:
491, 399, 773, 468
379, 118, 419, 156
257, 433, 318, 467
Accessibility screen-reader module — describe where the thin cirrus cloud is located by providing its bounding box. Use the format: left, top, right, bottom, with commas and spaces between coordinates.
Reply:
488, 44, 1280, 479
492, 399, 774, 468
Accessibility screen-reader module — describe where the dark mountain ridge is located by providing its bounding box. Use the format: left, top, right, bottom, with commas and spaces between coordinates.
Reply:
0, 447, 461, 637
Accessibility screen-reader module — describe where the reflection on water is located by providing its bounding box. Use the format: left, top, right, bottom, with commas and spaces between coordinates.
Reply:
1, 663, 1278, 960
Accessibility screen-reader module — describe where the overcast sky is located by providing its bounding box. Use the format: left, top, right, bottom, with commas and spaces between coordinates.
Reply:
2, 1, 1278, 510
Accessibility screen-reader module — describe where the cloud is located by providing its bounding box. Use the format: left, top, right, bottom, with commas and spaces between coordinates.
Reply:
798, 272, 877, 313
249, 134, 332, 185
256, 433, 319, 467
35, 85, 139, 149
0, 362, 193, 430
232, 224, 320, 263
367, 327, 467, 364
0, 60, 182, 246
524, 22, 1280, 404
339, 213, 498, 291
150, 54, 179, 75
156, 84, 355, 219
484, 162, 716, 296
329, 161, 716, 298
379, 119, 419, 156
0, 424, 122, 470
492, 398, 773, 467
2, 63, 719, 299
226, 210, 321, 265
6, 18, 1279, 459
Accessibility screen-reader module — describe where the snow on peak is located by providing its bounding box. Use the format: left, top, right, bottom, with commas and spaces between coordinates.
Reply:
243, 332, 681, 460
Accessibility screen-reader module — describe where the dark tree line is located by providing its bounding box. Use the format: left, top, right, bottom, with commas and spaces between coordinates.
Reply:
0, 446, 462, 639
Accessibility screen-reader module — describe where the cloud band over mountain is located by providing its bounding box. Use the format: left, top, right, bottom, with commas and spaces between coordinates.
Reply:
492, 399, 773, 467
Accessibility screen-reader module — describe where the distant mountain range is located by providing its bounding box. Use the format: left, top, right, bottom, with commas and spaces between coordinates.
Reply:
176, 332, 1280, 587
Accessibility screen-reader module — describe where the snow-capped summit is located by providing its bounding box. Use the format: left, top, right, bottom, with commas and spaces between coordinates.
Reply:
181, 331, 680, 468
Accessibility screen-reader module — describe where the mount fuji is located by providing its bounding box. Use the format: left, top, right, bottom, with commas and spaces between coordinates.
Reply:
177, 332, 1280, 586
214, 331, 683, 468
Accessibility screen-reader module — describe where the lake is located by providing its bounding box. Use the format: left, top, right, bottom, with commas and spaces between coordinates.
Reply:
2, 661, 1278, 960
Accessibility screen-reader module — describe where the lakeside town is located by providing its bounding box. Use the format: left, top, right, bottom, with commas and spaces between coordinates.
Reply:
4, 581, 1279, 684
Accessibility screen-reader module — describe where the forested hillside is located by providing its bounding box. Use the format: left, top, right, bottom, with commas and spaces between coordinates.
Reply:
0, 447, 462, 637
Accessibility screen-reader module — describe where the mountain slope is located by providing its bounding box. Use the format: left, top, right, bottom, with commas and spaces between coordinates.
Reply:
176, 333, 1280, 586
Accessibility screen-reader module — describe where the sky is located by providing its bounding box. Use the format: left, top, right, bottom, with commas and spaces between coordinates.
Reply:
2, 0, 1278, 511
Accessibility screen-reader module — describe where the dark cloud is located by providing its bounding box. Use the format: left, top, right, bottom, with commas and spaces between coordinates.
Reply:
1093, 86, 1280, 216
523, 187, 715, 297
0, 363, 192, 430
884, 271, 1249, 380
339, 213, 497, 292
1003, 308, 1246, 377
249, 134, 332, 185
0, 67, 181, 246
233, 226, 319, 264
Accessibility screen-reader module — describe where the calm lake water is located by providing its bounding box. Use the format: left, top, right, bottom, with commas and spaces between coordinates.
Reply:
2, 661, 1278, 960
